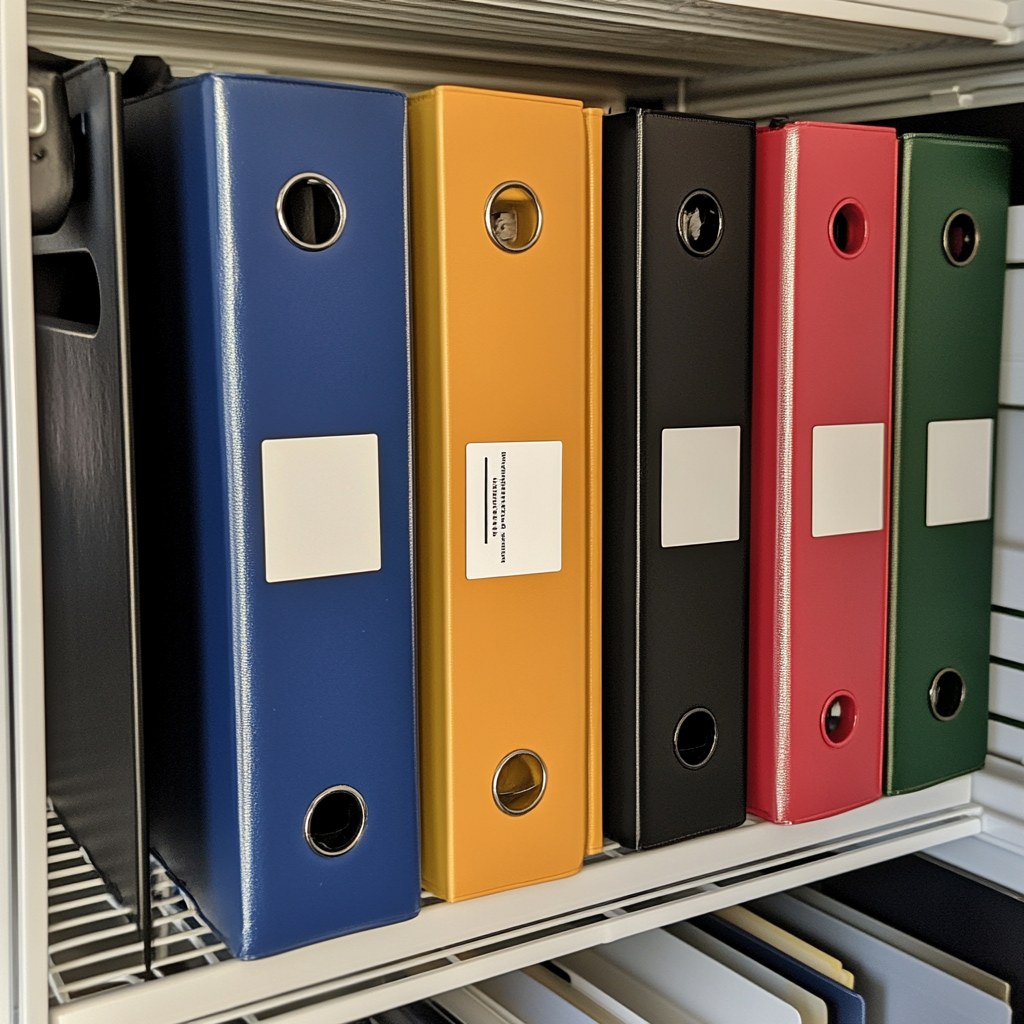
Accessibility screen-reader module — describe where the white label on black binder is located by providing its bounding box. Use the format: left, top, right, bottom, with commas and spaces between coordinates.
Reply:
812, 422, 886, 538
466, 441, 562, 580
661, 425, 741, 547
261, 433, 381, 583
926, 417, 993, 527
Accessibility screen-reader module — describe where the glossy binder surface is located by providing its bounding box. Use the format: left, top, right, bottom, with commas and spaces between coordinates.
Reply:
408, 86, 589, 900
887, 134, 1009, 794
124, 73, 419, 958
602, 110, 754, 849
749, 121, 897, 824
35, 58, 149, 951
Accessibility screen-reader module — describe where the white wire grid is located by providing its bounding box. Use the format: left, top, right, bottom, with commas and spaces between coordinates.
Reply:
46, 804, 232, 1007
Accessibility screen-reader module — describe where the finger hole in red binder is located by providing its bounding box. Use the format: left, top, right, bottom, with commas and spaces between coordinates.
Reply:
829, 199, 868, 259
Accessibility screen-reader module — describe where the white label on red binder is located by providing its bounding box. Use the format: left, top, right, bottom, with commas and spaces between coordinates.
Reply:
926, 417, 993, 527
466, 441, 562, 580
811, 422, 886, 538
261, 433, 381, 583
661, 425, 741, 548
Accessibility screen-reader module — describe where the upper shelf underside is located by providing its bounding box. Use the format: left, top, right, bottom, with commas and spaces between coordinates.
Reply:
25, 0, 1017, 109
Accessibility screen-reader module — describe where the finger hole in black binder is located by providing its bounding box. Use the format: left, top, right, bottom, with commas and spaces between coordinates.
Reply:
829, 200, 867, 258
277, 173, 345, 250
33, 250, 101, 333
674, 708, 717, 769
304, 785, 366, 856
930, 668, 966, 721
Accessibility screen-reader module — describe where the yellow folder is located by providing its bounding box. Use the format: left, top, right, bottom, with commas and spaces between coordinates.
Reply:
408, 85, 599, 900
715, 905, 856, 989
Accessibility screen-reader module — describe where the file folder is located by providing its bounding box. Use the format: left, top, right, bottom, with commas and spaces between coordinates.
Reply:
593, 928, 800, 1024
672, 921, 828, 1024
822, 854, 1024, 1023
478, 968, 626, 1024
693, 913, 867, 1024
886, 134, 1009, 794
556, 949, 705, 1024
124, 71, 419, 957
749, 121, 897, 824
408, 86, 591, 899
602, 110, 754, 849
33, 53, 150, 954
753, 891, 1011, 1024
435, 987, 528, 1024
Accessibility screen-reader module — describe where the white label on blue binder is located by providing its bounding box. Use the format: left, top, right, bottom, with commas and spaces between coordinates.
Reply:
261, 434, 381, 583
661, 425, 741, 548
926, 418, 993, 527
811, 422, 886, 538
466, 441, 562, 580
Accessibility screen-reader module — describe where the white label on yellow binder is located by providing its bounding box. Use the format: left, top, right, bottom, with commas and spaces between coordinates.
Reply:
661, 425, 741, 547
811, 422, 886, 538
926, 417, 993, 527
466, 441, 562, 579
261, 433, 381, 583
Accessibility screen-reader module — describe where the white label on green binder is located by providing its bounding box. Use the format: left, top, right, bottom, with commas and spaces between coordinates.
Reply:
811, 422, 886, 538
661, 425, 741, 547
261, 433, 381, 583
926, 417, 993, 527
466, 441, 562, 580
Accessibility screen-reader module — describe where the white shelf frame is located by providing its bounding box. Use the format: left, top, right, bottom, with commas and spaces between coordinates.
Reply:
0, 2, 1019, 1023
52, 780, 979, 1024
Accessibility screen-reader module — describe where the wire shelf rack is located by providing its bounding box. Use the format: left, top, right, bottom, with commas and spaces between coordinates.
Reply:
47, 805, 231, 1007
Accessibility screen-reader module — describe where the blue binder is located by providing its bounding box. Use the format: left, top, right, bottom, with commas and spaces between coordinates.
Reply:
123, 72, 419, 958
693, 914, 866, 1024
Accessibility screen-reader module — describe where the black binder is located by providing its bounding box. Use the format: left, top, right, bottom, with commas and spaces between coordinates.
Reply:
602, 109, 754, 849
32, 54, 149, 953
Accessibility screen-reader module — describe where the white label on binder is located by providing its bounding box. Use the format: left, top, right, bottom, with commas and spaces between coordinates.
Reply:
261, 433, 381, 583
661, 425, 741, 547
466, 441, 562, 580
811, 422, 886, 538
926, 417, 993, 527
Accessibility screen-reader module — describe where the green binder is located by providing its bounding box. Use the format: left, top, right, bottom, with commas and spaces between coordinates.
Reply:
887, 133, 1010, 794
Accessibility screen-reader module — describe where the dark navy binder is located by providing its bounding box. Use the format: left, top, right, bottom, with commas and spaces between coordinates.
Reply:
693, 913, 867, 1024
123, 72, 419, 958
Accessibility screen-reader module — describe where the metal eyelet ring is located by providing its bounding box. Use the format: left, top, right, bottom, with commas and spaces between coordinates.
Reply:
821, 691, 858, 747
929, 668, 966, 721
484, 181, 542, 253
677, 190, 723, 257
277, 172, 346, 251
943, 209, 980, 267
673, 707, 718, 769
303, 785, 367, 857
493, 749, 547, 815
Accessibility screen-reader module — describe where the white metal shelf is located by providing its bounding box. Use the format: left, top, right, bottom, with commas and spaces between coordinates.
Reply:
48, 779, 978, 1024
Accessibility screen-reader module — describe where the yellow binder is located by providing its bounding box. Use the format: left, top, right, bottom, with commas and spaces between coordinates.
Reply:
583, 105, 603, 858
409, 85, 596, 900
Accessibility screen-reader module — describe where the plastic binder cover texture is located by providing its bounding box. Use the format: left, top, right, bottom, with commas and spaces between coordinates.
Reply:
886, 134, 1009, 794
749, 121, 897, 824
35, 57, 150, 951
602, 110, 754, 850
408, 86, 590, 900
124, 73, 419, 958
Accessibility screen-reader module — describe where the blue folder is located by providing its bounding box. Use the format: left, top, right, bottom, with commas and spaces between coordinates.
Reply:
124, 72, 419, 958
693, 913, 866, 1024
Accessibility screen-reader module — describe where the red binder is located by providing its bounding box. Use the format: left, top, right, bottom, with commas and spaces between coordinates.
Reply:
749, 121, 896, 824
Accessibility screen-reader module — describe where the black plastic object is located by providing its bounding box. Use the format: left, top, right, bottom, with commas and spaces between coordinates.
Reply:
602, 110, 754, 849
821, 855, 1024, 1022
34, 56, 149, 961
27, 48, 77, 235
